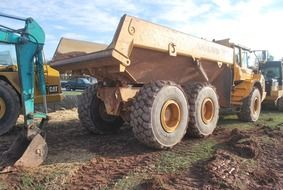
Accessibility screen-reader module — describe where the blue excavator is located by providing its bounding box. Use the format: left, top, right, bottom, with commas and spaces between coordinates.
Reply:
0, 13, 52, 168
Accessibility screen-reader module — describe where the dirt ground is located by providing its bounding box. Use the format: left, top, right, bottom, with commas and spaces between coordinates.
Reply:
0, 109, 282, 190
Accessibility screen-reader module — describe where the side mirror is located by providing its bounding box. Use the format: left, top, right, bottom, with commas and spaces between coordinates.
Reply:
262, 50, 267, 62
234, 54, 239, 64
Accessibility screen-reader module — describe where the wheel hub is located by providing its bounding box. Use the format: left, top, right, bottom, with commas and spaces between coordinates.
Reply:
201, 98, 214, 124
253, 97, 260, 115
0, 97, 6, 119
161, 100, 181, 133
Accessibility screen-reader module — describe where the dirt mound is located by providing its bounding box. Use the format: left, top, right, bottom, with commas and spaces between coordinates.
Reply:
206, 150, 240, 188
67, 151, 160, 189
229, 128, 260, 158
251, 168, 279, 188
205, 127, 283, 189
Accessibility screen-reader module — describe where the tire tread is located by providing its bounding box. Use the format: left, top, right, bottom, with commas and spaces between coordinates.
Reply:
0, 80, 20, 136
130, 80, 187, 149
183, 82, 218, 137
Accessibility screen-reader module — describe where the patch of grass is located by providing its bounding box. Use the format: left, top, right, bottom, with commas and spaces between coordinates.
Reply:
37, 163, 80, 189
156, 139, 216, 173
218, 112, 283, 131
108, 140, 215, 190
20, 173, 44, 190
256, 111, 283, 129
0, 181, 7, 190
111, 172, 150, 190
218, 115, 255, 130
259, 135, 275, 145
17, 163, 80, 190
110, 172, 171, 190
62, 90, 82, 96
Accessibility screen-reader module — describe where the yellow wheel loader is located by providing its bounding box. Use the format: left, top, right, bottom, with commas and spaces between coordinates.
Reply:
0, 64, 62, 136
51, 15, 265, 149
260, 61, 283, 111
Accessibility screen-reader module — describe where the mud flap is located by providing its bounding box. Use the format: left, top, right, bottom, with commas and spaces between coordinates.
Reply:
0, 132, 48, 169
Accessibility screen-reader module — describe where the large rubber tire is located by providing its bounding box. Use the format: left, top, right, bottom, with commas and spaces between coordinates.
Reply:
130, 81, 189, 149
277, 97, 283, 112
78, 85, 124, 134
238, 88, 261, 122
184, 83, 219, 137
0, 80, 20, 136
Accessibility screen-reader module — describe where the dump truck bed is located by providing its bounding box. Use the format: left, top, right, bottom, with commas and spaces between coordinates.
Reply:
51, 15, 234, 107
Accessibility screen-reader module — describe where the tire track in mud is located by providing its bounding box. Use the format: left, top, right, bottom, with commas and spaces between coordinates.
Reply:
65, 128, 161, 189
276, 127, 283, 179
54, 123, 227, 189
203, 126, 283, 190
65, 133, 221, 190
68, 153, 160, 189
1, 110, 282, 190
260, 126, 283, 189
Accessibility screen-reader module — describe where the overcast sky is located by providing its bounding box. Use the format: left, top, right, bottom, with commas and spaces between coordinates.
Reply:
0, 0, 282, 60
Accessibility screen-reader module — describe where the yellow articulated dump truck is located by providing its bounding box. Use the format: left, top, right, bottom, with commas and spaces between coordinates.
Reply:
51, 15, 265, 149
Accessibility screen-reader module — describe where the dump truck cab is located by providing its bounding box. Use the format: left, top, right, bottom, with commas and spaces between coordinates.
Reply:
214, 39, 265, 111
231, 45, 266, 121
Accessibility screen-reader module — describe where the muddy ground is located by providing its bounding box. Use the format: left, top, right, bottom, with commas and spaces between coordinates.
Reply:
0, 109, 282, 190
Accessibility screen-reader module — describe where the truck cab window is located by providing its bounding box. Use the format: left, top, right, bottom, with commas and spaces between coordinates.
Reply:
0, 44, 16, 66
234, 47, 240, 65
78, 79, 84, 84
242, 50, 257, 70
241, 50, 248, 69
263, 67, 280, 80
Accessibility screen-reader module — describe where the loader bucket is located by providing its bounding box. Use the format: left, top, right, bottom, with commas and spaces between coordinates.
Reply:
0, 132, 47, 169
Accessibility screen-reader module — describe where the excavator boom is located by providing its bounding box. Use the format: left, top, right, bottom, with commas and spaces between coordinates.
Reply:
0, 14, 48, 169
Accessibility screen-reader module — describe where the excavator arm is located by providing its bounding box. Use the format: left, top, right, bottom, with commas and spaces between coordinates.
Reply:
0, 14, 48, 168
